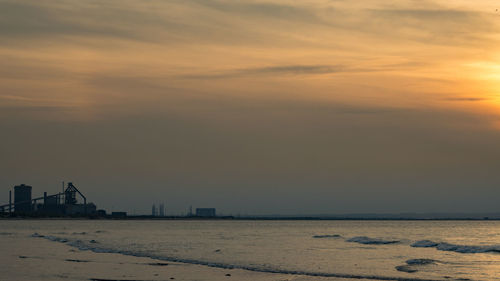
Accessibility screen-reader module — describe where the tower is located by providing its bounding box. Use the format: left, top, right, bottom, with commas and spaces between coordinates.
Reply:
159, 203, 165, 216
14, 184, 32, 213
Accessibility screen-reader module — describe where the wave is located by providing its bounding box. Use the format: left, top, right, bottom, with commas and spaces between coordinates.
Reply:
406, 259, 437, 265
395, 259, 439, 273
410, 240, 438, 248
395, 265, 418, 273
346, 236, 400, 245
31, 233, 447, 281
312, 234, 342, 238
411, 240, 500, 254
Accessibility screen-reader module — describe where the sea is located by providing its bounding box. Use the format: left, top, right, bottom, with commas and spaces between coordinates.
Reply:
2, 220, 500, 281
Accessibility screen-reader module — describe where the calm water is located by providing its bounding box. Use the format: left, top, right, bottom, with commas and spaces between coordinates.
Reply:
2, 220, 500, 281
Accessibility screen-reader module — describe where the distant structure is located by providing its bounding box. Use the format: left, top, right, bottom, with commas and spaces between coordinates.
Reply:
159, 203, 165, 217
63, 182, 95, 215
152, 204, 157, 216
14, 184, 32, 213
0, 182, 97, 216
111, 211, 127, 218
196, 208, 216, 217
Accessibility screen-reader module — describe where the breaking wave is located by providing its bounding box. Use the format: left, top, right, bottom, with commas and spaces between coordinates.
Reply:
312, 234, 342, 238
406, 259, 437, 265
411, 240, 500, 254
395, 265, 418, 273
346, 236, 400, 245
410, 240, 438, 248
31, 233, 447, 281
395, 259, 439, 273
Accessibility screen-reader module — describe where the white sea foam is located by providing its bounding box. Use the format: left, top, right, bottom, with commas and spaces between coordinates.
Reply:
346, 236, 400, 245
43, 235, 68, 243
32, 233, 446, 281
411, 240, 500, 254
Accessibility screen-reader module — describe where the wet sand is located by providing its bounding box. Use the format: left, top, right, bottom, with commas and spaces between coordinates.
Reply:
0, 234, 373, 281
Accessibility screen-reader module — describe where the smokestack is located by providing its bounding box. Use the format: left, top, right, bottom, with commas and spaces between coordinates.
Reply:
9, 190, 11, 213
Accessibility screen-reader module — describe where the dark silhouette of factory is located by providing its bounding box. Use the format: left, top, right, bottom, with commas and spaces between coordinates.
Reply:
0, 182, 97, 216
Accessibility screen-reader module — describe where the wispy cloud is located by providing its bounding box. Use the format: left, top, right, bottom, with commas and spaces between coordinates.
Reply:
445, 97, 488, 102
1, 0, 497, 49
365, 8, 498, 45
189, 0, 322, 23
182, 64, 355, 79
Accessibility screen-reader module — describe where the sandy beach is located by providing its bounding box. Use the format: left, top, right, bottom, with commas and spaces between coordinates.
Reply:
0, 233, 371, 281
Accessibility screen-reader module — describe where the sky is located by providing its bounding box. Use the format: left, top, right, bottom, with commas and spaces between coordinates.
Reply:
1, 0, 500, 215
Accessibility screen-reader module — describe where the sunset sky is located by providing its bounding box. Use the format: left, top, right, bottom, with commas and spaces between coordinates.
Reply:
1, 0, 500, 215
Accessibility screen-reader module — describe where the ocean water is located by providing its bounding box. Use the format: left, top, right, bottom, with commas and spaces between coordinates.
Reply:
2, 220, 500, 281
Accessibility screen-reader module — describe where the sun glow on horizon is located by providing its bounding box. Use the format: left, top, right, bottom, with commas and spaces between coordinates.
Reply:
1, 0, 500, 128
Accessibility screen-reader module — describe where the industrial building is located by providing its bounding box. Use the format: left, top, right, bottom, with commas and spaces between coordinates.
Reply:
151, 203, 166, 217
152, 204, 157, 216
14, 184, 32, 213
0, 182, 97, 216
196, 208, 216, 217
159, 203, 165, 216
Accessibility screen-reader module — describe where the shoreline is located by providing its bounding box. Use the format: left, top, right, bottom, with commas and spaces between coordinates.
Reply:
1, 220, 490, 281
0, 233, 379, 281
1, 216, 499, 221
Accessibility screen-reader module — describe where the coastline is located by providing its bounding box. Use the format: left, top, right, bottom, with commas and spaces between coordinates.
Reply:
1, 216, 499, 221
0, 233, 375, 281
